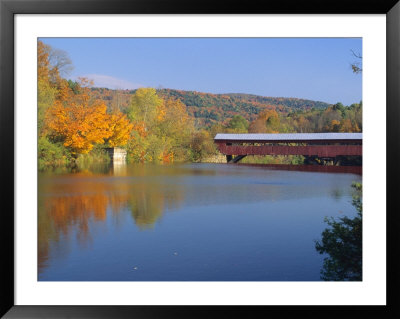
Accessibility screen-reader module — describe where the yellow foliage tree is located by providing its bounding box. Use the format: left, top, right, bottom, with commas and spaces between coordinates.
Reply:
159, 98, 192, 137
330, 119, 341, 132
158, 98, 193, 161
339, 118, 359, 132
296, 115, 310, 133
107, 112, 133, 147
127, 87, 164, 132
126, 90, 193, 163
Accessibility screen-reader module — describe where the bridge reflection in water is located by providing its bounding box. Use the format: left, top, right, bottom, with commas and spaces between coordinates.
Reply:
236, 163, 362, 175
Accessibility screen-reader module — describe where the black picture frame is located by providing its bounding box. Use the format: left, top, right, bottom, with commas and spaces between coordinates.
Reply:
1, 0, 399, 318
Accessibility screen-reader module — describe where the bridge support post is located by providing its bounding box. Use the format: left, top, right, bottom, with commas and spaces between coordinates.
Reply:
333, 157, 340, 166
227, 155, 247, 163
226, 143, 233, 163
304, 156, 319, 165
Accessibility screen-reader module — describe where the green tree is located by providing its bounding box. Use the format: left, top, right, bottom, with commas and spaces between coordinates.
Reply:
38, 80, 58, 136
227, 115, 249, 133
38, 136, 72, 170
315, 182, 362, 281
37, 40, 60, 136
67, 79, 80, 94
332, 102, 345, 116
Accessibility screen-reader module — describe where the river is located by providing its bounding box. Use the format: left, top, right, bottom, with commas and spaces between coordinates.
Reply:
38, 163, 361, 281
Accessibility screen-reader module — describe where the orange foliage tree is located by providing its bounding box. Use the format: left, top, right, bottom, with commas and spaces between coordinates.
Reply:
106, 112, 134, 147
46, 99, 112, 154
249, 108, 280, 133
45, 78, 133, 154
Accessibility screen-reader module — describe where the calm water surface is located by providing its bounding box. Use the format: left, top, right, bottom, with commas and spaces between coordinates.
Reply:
38, 163, 361, 281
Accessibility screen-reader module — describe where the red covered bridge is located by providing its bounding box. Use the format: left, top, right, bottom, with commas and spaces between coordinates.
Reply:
214, 133, 362, 164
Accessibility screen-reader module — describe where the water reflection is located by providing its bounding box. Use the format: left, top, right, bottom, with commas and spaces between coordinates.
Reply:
38, 163, 362, 280
236, 163, 362, 175
38, 164, 190, 274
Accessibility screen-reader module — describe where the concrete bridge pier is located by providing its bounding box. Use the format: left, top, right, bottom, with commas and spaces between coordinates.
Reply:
105, 147, 127, 163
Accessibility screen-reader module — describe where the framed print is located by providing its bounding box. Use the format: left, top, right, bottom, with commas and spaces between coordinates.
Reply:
1, 0, 399, 318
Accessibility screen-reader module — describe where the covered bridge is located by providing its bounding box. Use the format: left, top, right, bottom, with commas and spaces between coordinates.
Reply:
214, 133, 362, 164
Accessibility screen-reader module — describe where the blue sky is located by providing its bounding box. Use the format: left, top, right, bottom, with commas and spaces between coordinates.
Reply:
40, 38, 362, 105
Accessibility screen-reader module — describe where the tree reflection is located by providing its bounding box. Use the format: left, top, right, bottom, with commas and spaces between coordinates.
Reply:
38, 167, 184, 274
315, 182, 362, 281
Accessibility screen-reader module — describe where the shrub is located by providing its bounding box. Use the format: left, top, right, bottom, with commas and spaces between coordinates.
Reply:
38, 136, 72, 171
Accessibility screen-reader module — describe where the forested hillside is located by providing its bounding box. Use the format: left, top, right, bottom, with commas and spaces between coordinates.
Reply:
90, 87, 331, 127
158, 89, 330, 126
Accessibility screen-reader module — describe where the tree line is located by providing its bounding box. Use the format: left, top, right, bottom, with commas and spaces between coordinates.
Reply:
38, 40, 362, 169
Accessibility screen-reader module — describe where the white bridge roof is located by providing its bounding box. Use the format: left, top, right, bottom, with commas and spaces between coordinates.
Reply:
214, 133, 362, 141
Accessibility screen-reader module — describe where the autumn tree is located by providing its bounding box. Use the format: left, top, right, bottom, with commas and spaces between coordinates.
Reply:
45, 77, 133, 155
46, 99, 112, 154
158, 98, 193, 144
167, 98, 194, 160
320, 107, 342, 132
248, 108, 280, 133
125, 88, 194, 163
296, 115, 311, 133
126, 88, 164, 162
190, 130, 216, 162
248, 118, 267, 133
127, 87, 164, 132
339, 119, 354, 132
348, 102, 362, 132
106, 112, 134, 147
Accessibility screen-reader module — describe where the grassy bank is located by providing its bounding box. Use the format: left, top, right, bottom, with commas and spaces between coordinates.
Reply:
241, 155, 305, 165
38, 137, 111, 172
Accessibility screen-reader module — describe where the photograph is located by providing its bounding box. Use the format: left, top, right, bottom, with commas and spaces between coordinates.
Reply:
2, 2, 398, 316
37, 37, 363, 282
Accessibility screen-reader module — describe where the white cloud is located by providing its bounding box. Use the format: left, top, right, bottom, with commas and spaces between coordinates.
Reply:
78, 74, 143, 90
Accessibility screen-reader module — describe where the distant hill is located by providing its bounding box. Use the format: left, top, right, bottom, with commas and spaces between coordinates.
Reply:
90, 87, 331, 127
157, 89, 330, 126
